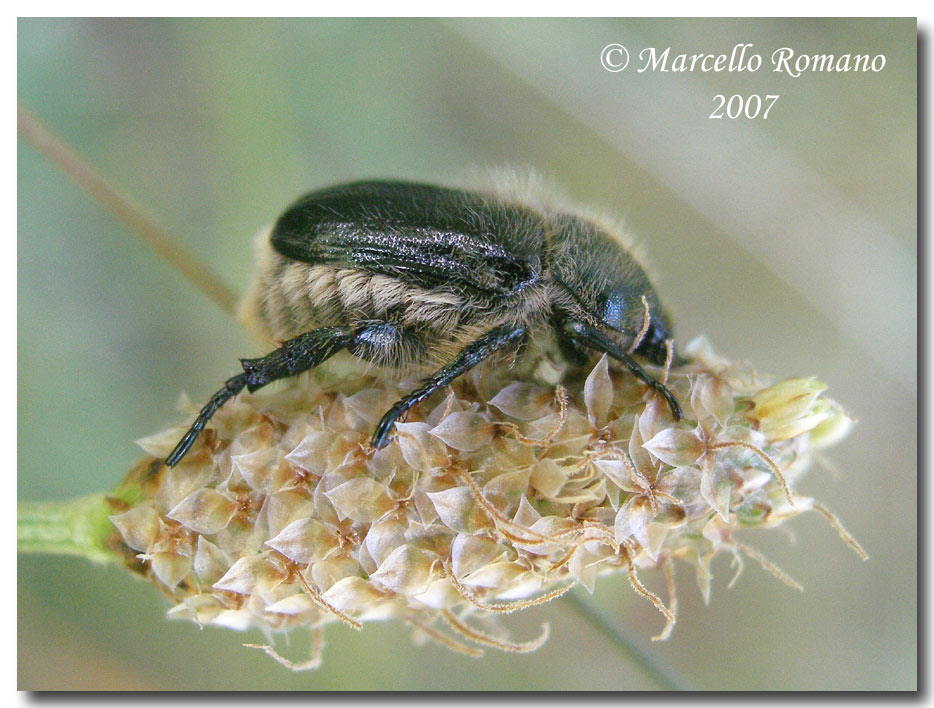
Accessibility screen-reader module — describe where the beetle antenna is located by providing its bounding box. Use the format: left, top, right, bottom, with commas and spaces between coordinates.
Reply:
627, 296, 652, 355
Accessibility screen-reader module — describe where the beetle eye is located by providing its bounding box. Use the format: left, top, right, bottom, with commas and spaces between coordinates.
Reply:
602, 294, 625, 330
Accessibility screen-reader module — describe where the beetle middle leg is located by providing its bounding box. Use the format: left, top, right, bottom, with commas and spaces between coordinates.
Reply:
371, 324, 527, 449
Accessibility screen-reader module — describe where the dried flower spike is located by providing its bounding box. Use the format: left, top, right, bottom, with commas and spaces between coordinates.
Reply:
103, 336, 865, 669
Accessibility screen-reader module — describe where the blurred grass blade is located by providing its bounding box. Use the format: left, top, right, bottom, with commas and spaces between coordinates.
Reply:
564, 591, 691, 691
17, 102, 238, 316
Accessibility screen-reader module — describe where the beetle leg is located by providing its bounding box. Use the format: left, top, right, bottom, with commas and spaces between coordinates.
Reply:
371, 325, 527, 449
560, 320, 683, 420
239, 326, 356, 392
164, 373, 249, 467
166, 325, 358, 467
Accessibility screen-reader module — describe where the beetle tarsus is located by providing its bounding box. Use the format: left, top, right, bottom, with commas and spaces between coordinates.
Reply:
165, 373, 248, 466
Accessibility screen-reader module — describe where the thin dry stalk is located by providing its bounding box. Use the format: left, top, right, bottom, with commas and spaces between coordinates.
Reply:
731, 539, 803, 591
811, 503, 869, 560
243, 626, 326, 671
455, 468, 557, 546
294, 567, 362, 630
623, 541, 675, 624
710, 440, 795, 506
441, 609, 550, 653
17, 103, 238, 316
445, 565, 573, 613
627, 296, 652, 355
651, 556, 678, 642
404, 615, 484, 657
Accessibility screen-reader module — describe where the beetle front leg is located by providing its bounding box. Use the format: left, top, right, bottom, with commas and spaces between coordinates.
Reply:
560, 320, 683, 420
371, 324, 527, 449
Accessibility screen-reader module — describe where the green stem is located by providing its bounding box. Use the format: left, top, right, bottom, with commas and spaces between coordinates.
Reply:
18, 494, 119, 565
563, 590, 691, 691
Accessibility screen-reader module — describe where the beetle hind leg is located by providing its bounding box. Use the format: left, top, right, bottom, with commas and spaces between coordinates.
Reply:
165, 322, 431, 466
165, 325, 359, 466
239, 326, 356, 392
166, 322, 526, 465
164, 373, 248, 466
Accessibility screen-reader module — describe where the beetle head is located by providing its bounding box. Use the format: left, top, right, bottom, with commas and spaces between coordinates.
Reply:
551, 214, 674, 365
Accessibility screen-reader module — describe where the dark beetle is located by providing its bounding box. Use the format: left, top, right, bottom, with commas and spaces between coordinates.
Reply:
165, 179, 682, 467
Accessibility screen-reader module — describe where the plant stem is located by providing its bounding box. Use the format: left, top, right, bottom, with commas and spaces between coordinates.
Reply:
18, 494, 119, 565
17, 102, 238, 317
563, 590, 691, 691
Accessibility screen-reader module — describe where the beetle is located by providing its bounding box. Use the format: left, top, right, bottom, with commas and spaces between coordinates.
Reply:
165, 179, 682, 467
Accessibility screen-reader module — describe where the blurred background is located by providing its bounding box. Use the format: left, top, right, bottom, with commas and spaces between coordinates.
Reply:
18, 18, 915, 690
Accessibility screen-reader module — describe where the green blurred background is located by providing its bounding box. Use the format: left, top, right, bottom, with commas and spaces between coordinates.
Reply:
18, 18, 916, 690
